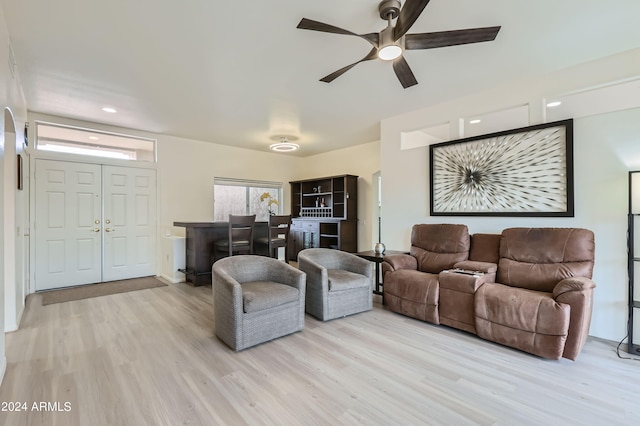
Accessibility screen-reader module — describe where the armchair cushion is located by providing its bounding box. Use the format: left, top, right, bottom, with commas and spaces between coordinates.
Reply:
241, 281, 300, 313
328, 269, 371, 291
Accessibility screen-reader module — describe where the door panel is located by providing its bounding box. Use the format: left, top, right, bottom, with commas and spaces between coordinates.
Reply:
35, 160, 157, 290
35, 160, 102, 290
103, 166, 157, 282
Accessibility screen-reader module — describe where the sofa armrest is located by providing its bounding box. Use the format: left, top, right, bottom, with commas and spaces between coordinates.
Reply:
453, 260, 497, 274
552, 277, 596, 361
552, 277, 596, 298
381, 254, 417, 275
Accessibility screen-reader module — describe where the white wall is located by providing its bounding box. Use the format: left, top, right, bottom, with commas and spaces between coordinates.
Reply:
380, 47, 640, 342
0, 2, 29, 383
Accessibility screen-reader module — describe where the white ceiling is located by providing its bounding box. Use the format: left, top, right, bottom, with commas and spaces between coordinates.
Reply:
3, 0, 640, 156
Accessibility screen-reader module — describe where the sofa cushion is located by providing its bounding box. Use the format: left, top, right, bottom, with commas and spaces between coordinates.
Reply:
475, 283, 570, 359
241, 281, 300, 313
327, 269, 370, 291
497, 228, 595, 292
469, 233, 501, 264
410, 224, 470, 273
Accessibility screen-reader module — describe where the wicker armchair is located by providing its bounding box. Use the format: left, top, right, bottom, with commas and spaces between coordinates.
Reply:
212, 255, 306, 351
297, 248, 373, 321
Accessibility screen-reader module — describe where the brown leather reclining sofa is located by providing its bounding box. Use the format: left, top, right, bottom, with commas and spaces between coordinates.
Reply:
382, 224, 596, 360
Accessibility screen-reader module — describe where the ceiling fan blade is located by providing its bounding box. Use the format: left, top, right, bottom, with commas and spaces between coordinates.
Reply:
405, 26, 501, 50
320, 47, 379, 83
297, 18, 379, 46
392, 56, 418, 89
394, 0, 431, 41
297, 18, 359, 36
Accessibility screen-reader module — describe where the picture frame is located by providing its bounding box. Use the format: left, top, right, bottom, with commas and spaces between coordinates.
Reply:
17, 154, 23, 190
429, 119, 574, 217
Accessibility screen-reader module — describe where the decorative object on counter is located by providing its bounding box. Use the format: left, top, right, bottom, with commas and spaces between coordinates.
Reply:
260, 192, 279, 215
374, 242, 386, 254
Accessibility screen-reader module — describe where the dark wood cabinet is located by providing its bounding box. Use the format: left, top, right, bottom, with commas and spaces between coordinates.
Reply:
289, 175, 358, 260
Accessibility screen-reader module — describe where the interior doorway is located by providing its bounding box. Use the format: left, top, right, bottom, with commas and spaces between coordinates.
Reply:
34, 159, 157, 291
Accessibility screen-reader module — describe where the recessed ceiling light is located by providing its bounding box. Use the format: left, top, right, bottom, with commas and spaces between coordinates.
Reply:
88, 136, 99, 141
102, 107, 117, 113
546, 101, 562, 108
469, 119, 481, 124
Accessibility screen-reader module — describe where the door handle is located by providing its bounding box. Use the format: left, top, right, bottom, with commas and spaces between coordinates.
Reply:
92, 228, 100, 232
105, 228, 115, 232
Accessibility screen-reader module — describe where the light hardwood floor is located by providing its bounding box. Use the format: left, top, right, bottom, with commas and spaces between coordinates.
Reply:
1, 281, 639, 426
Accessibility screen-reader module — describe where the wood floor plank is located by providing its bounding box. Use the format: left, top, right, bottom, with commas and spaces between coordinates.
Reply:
1, 281, 640, 425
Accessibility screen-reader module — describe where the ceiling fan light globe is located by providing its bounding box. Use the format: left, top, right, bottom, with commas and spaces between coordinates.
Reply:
378, 45, 402, 61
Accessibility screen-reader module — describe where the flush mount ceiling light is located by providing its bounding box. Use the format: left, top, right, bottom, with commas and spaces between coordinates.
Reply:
269, 135, 300, 152
469, 119, 481, 124
546, 101, 562, 108
102, 107, 117, 113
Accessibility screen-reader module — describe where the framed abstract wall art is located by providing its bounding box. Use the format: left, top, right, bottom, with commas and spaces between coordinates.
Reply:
429, 119, 574, 216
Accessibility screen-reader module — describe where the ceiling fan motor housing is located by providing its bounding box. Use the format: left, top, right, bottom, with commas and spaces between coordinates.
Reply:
379, 0, 401, 20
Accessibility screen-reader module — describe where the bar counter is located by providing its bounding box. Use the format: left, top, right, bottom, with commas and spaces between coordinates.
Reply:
173, 221, 267, 286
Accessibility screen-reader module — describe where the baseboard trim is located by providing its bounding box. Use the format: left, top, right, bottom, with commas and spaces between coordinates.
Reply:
0, 354, 6, 387
161, 273, 185, 284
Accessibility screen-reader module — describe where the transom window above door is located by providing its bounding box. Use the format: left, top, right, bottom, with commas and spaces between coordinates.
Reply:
35, 121, 156, 162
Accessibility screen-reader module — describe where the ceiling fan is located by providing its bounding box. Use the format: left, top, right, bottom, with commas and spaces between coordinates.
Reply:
297, 0, 501, 88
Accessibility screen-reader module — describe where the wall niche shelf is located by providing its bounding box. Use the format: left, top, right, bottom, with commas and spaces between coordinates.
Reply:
289, 174, 358, 260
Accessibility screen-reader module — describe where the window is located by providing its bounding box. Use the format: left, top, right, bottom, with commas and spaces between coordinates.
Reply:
36, 121, 156, 162
213, 178, 282, 222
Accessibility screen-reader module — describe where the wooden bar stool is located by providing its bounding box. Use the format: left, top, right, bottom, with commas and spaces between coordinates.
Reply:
214, 215, 256, 260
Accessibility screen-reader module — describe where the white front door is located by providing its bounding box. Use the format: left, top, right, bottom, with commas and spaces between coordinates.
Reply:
35, 160, 102, 290
103, 165, 156, 282
35, 160, 157, 290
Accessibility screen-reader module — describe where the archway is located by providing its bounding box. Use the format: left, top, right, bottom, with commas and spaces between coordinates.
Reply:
3, 108, 18, 331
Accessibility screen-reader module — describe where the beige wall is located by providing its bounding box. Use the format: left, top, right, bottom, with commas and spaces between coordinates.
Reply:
380, 48, 640, 342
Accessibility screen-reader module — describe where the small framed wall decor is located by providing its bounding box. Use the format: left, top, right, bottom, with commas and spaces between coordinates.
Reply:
17, 154, 23, 190
429, 119, 574, 217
